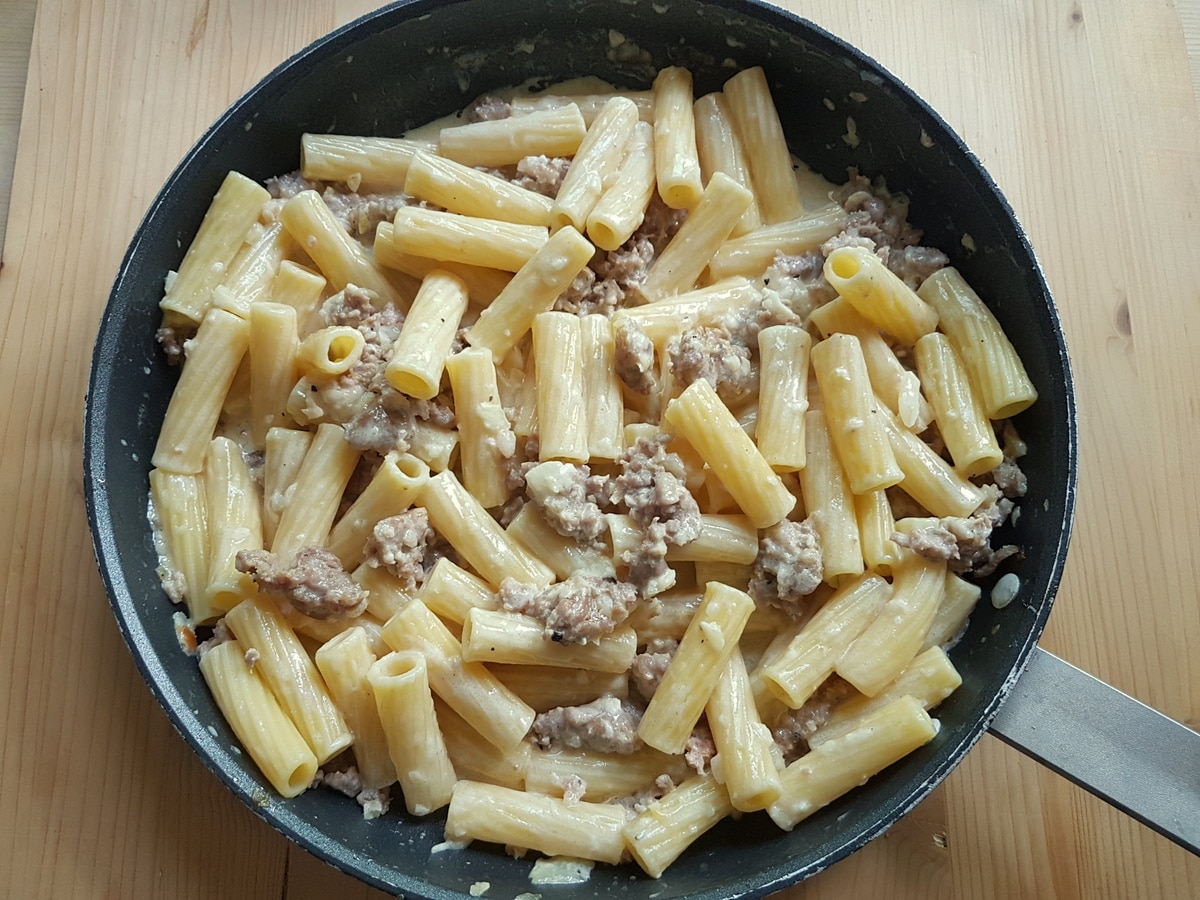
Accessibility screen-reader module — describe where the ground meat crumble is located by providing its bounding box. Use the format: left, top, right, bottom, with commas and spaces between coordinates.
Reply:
499, 573, 638, 644
523, 461, 612, 547
749, 518, 824, 616
530, 697, 643, 753
235, 546, 367, 620
363, 508, 434, 591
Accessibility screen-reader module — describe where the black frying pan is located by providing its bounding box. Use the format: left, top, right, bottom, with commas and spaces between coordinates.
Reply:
81, 1, 1198, 897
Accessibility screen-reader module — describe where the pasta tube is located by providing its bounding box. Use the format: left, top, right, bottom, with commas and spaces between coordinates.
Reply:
381, 600, 535, 751
225, 596, 353, 764
552, 95, 639, 231
368, 651, 457, 815
325, 451, 429, 568
199, 639, 318, 798
722, 66, 804, 224
652, 66, 704, 209
824, 246, 939, 345
152, 307, 250, 474
465, 225, 595, 359
810, 333, 903, 494
278, 190, 403, 306
461, 608, 637, 673
202, 437, 262, 615
382, 206, 549, 273
445, 347, 515, 510
580, 314, 625, 460
662, 379, 795, 529
693, 91, 762, 236
301, 133, 428, 189
917, 266, 1038, 418
623, 773, 735, 878
533, 311, 588, 462
248, 302, 299, 448
706, 205, 848, 280
638, 582, 755, 754
915, 331, 1003, 476
445, 780, 627, 865
587, 120, 656, 251
160, 170, 269, 324
756, 324, 812, 472
707, 647, 782, 812
419, 470, 554, 588
270, 422, 360, 560
638, 172, 754, 301
837, 552, 947, 696
149, 469, 210, 622
438, 104, 588, 167
767, 696, 938, 830
404, 150, 553, 226
797, 409, 864, 581
385, 269, 469, 399
313, 627, 396, 790
759, 572, 890, 707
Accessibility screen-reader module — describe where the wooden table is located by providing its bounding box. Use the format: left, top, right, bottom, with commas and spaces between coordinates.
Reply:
1, 1, 1197, 897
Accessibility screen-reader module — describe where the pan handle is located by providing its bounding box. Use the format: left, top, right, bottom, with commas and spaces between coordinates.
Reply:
987, 646, 1200, 855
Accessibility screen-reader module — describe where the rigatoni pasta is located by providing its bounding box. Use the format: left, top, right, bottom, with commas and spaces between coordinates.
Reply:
147, 62, 1038, 881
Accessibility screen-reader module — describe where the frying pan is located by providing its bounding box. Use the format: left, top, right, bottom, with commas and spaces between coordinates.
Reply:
81, 0, 1200, 896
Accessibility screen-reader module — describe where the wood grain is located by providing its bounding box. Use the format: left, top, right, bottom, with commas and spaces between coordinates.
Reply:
0, 1, 1197, 899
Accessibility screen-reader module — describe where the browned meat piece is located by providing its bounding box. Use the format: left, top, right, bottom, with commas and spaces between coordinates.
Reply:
891, 486, 1019, 577
612, 437, 702, 598
667, 325, 756, 404
824, 171, 924, 255
363, 508, 434, 591
553, 266, 624, 317
886, 244, 948, 289
635, 194, 688, 254
466, 94, 512, 122
771, 676, 855, 764
155, 325, 189, 365
235, 546, 367, 620
613, 317, 657, 395
683, 724, 716, 775
749, 518, 824, 616
266, 170, 322, 199
499, 573, 639, 644
612, 436, 701, 543
530, 697, 643, 753
514, 155, 571, 197
629, 637, 678, 702
320, 187, 409, 237
523, 461, 611, 546
989, 420, 1029, 499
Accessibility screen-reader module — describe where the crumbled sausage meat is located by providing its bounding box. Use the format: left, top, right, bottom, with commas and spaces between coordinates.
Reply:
749, 518, 824, 615
612, 437, 701, 542
630, 637, 678, 702
611, 437, 703, 597
530, 697, 643, 753
514, 155, 571, 197
683, 724, 717, 775
466, 94, 512, 122
891, 486, 1018, 577
320, 187, 410, 238
363, 508, 434, 591
771, 676, 854, 763
499, 573, 639, 644
613, 318, 658, 395
667, 325, 756, 404
235, 546, 368, 620
523, 461, 611, 547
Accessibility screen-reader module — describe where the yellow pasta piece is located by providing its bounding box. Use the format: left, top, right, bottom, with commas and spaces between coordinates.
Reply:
810, 333, 903, 494
404, 150, 554, 226
722, 67, 804, 224
824, 246, 939, 345
767, 696, 938, 830
662, 379, 795, 529
638, 581, 755, 754
756, 324, 811, 472
652, 66, 704, 210
917, 266, 1038, 418
915, 331, 1003, 476
464, 225, 594, 359
199, 639, 318, 798
552, 95, 639, 231
385, 269, 469, 399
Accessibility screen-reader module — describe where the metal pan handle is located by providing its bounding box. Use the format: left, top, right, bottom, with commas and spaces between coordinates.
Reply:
988, 646, 1200, 854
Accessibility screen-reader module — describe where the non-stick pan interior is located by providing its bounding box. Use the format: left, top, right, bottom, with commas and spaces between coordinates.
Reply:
84, 1, 1076, 897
